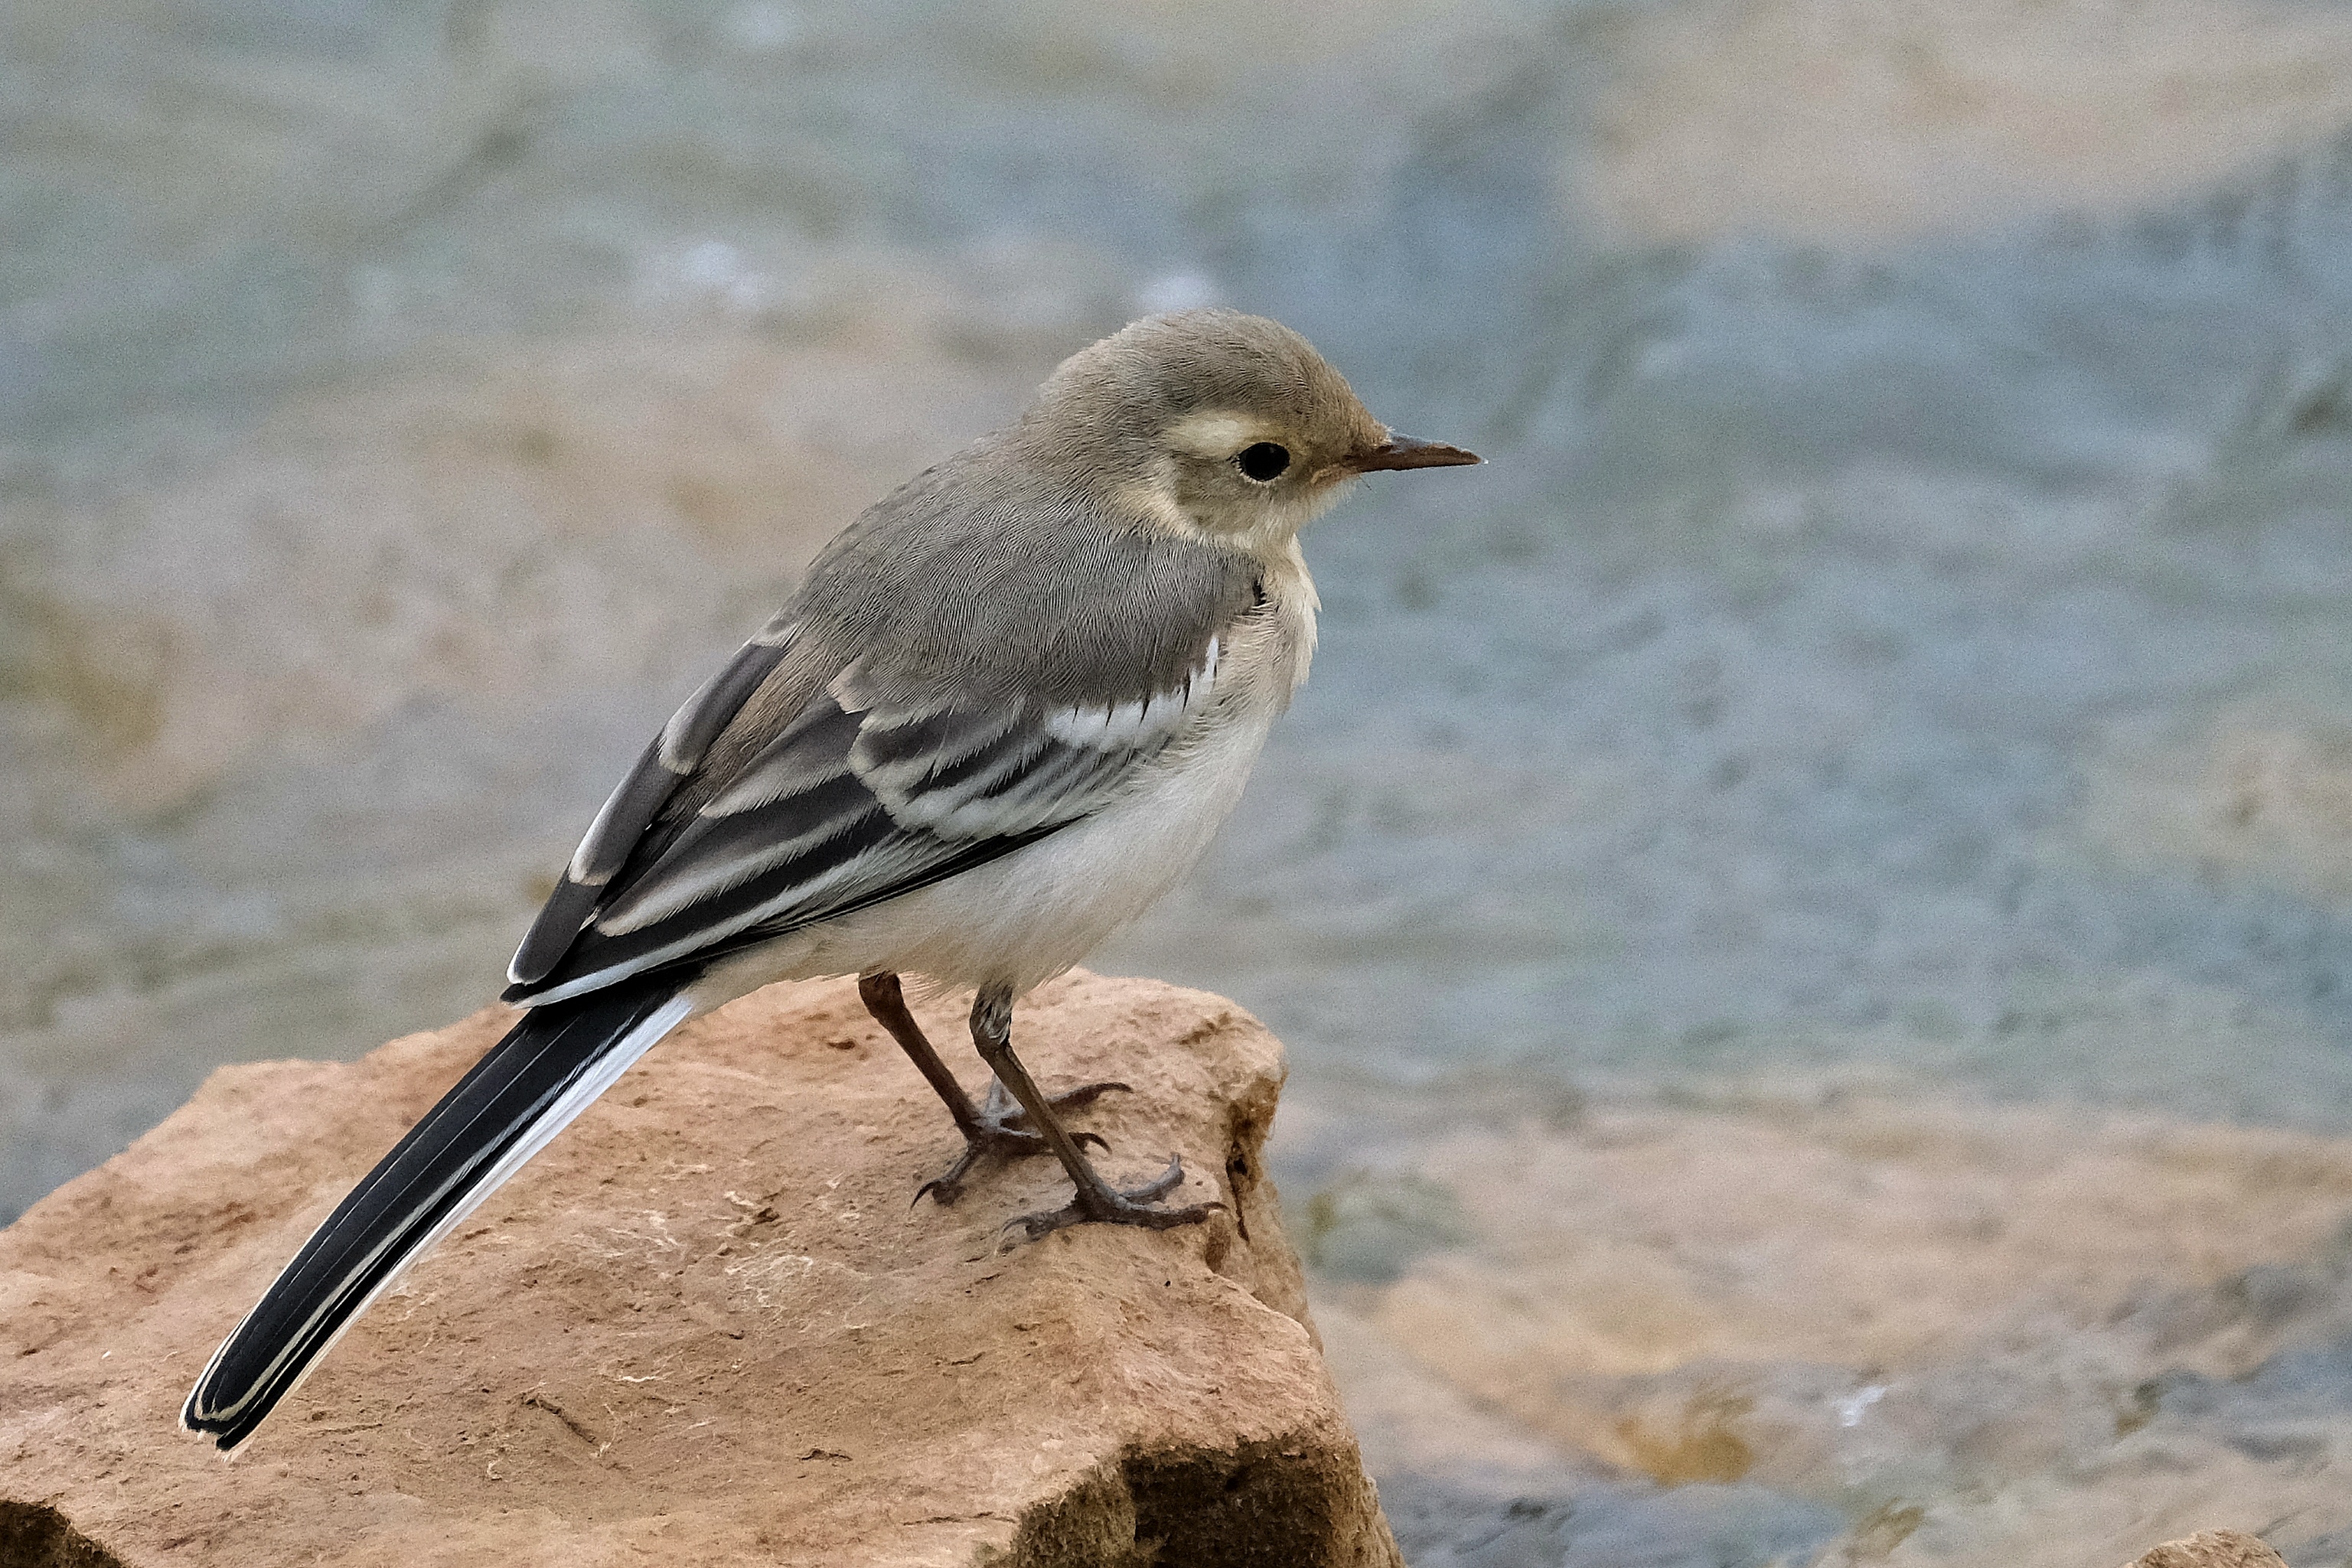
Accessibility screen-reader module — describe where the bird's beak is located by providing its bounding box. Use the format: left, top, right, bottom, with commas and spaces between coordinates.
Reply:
1342, 432, 1483, 473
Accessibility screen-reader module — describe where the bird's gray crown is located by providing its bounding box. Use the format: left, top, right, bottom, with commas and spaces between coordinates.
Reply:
1019, 308, 1389, 470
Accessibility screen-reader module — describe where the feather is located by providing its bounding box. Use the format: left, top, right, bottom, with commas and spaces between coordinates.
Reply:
181, 977, 694, 1450
510, 631, 795, 986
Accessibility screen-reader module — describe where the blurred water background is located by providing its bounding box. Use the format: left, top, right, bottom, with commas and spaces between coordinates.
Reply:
12, 0, 2352, 1560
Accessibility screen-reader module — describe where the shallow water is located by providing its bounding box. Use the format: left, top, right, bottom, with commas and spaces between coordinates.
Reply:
11, 0, 2352, 1559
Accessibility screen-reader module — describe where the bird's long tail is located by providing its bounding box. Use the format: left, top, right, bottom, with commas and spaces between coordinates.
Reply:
181, 974, 696, 1451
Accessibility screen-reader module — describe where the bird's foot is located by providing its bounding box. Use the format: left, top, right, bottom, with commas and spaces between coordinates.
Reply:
996, 1155, 1222, 1248
913, 1078, 1130, 1208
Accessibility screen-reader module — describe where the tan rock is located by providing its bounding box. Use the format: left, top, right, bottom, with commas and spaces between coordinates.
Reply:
2126, 1529, 2290, 1568
0, 972, 1401, 1567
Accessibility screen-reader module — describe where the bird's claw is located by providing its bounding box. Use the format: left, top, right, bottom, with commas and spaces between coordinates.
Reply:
995, 1155, 1223, 1249
911, 1083, 1125, 1208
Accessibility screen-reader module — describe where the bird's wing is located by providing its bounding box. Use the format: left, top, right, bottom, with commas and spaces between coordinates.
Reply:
504, 610, 1237, 1005
506, 456, 1263, 1003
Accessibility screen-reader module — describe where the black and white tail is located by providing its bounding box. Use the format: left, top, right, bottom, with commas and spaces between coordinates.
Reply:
181, 976, 696, 1451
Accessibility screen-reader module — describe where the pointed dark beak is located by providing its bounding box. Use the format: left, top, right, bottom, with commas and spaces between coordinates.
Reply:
1343, 432, 1483, 473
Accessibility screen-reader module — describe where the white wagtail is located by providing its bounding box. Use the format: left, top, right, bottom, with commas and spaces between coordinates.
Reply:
181, 308, 1478, 1449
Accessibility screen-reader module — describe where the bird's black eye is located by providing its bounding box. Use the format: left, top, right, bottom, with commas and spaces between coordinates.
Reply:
1235, 442, 1291, 482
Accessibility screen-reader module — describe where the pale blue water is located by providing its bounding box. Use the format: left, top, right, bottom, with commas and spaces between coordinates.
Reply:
11, 1, 2352, 1559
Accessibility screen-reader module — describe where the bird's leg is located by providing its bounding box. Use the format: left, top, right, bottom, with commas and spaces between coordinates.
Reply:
966, 983, 1220, 1246
857, 972, 1127, 1206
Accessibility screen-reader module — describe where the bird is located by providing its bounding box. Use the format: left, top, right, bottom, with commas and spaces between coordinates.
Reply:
181, 308, 1479, 1450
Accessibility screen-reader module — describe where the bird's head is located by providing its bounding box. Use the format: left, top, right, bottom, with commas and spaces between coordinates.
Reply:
1019, 308, 1479, 553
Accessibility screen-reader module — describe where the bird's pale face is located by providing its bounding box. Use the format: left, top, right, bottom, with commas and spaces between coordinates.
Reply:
1148, 402, 1479, 553
1154, 406, 1364, 549
1026, 309, 1479, 555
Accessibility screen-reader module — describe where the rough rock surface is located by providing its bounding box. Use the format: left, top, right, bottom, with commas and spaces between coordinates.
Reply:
2126, 1531, 2289, 1567
0, 972, 1401, 1567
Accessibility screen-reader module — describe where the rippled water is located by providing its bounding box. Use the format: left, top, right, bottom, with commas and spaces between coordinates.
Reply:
12, 0, 2352, 1560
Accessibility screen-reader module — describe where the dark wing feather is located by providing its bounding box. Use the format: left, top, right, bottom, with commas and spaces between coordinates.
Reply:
508, 621, 796, 986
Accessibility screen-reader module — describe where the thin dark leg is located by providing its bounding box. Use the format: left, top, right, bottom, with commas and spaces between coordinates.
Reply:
967, 983, 1219, 1245
858, 972, 1127, 1206
860, 972, 989, 1136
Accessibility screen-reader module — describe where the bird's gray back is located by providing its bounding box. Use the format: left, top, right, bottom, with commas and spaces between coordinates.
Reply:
797, 445, 1258, 706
